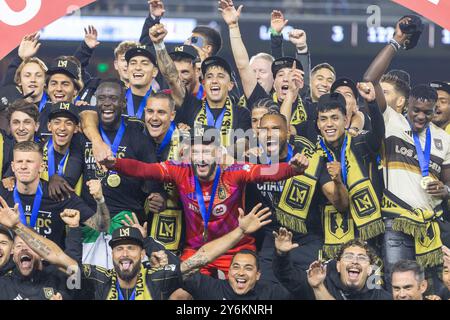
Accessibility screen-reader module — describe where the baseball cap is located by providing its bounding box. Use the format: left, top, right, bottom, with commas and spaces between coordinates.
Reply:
271, 57, 303, 77
318, 92, 347, 110
125, 45, 157, 66
331, 77, 358, 99
201, 56, 232, 77
170, 44, 199, 62
48, 102, 80, 124
109, 226, 144, 249
430, 81, 450, 95
0, 225, 14, 241
47, 58, 81, 81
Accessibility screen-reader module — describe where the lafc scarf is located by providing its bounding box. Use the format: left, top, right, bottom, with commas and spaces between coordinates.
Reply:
318, 134, 384, 258
145, 129, 183, 252
106, 265, 153, 300
382, 189, 443, 267
276, 137, 322, 234
195, 97, 233, 147
272, 92, 307, 126
41, 141, 83, 196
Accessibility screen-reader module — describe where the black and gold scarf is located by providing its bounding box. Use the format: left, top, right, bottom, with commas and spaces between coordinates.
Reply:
146, 129, 183, 253
318, 134, 385, 258
382, 189, 443, 267
272, 92, 307, 126
195, 97, 233, 147
106, 265, 152, 300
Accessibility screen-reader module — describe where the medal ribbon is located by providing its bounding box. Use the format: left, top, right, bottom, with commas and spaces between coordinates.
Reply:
116, 282, 136, 301
47, 138, 69, 177
126, 87, 152, 119
412, 125, 431, 177
157, 122, 176, 156
13, 183, 43, 228
38, 92, 48, 112
320, 135, 348, 186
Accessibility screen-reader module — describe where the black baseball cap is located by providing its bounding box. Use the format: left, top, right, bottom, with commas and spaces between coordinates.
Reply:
183, 125, 220, 146
430, 81, 450, 95
271, 57, 303, 77
48, 102, 80, 124
47, 58, 81, 81
201, 56, 232, 77
0, 225, 14, 241
318, 92, 347, 110
125, 45, 157, 66
170, 44, 199, 62
109, 226, 144, 249
331, 77, 358, 99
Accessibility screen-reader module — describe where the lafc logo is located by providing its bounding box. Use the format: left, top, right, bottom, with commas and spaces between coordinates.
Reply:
159, 222, 174, 238
352, 188, 376, 217
175, 46, 184, 52
58, 60, 68, 68
60, 102, 70, 110
195, 127, 204, 136
286, 180, 310, 209
119, 228, 130, 237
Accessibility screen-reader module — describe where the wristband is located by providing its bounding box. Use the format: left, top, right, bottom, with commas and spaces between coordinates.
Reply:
389, 38, 401, 51
153, 42, 166, 51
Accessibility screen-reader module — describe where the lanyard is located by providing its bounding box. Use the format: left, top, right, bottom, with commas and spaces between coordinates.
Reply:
47, 138, 69, 177
195, 84, 204, 100
412, 126, 431, 177
205, 101, 226, 130
126, 87, 152, 119
13, 183, 43, 228
320, 135, 348, 185
157, 122, 175, 156
38, 92, 48, 112
100, 118, 126, 157
116, 282, 136, 300
194, 166, 221, 238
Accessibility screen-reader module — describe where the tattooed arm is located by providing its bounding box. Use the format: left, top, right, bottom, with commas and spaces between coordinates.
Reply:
180, 204, 272, 278
82, 180, 111, 232
0, 196, 78, 275
149, 23, 187, 107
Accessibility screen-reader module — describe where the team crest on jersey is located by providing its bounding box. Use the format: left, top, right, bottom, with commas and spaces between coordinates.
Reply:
434, 138, 443, 151
43, 287, 55, 300
218, 186, 227, 200
213, 204, 227, 217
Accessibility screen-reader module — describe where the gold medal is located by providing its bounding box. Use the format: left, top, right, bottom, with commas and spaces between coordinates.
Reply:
107, 174, 121, 188
420, 176, 433, 190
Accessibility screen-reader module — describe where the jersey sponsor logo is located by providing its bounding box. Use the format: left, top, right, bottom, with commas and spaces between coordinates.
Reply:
285, 180, 311, 210
213, 204, 227, 217
156, 216, 177, 243
351, 188, 377, 217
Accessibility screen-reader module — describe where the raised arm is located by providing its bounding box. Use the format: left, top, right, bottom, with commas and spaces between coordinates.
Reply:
150, 23, 187, 107
321, 161, 349, 213
140, 0, 165, 45
102, 157, 173, 183
83, 179, 111, 232
290, 29, 311, 97
363, 18, 410, 112
269, 10, 288, 59
74, 25, 100, 84
0, 197, 77, 275
180, 203, 271, 276
280, 61, 303, 126
219, 0, 256, 99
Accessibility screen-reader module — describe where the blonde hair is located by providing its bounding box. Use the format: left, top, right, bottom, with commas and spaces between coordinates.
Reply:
14, 57, 48, 86
114, 41, 139, 59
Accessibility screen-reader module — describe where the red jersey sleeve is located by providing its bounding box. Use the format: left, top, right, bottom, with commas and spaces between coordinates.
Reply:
113, 159, 176, 183
228, 162, 303, 184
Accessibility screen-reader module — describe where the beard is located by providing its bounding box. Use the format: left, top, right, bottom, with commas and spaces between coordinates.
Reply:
113, 260, 141, 282
193, 161, 217, 180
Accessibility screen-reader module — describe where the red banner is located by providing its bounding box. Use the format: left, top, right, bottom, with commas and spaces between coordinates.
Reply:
0, 0, 96, 60
391, 0, 450, 31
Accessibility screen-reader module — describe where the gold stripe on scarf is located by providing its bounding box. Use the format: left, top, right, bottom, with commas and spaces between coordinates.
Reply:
106, 265, 153, 300
323, 204, 355, 258
273, 92, 307, 125
381, 190, 443, 267
195, 97, 233, 147
147, 129, 183, 252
